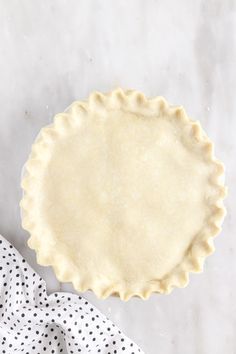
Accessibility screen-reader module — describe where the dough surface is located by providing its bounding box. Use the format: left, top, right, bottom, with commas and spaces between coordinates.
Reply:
21, 89, 226, 300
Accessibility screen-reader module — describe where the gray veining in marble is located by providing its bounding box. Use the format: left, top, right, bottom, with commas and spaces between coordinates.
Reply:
0, 1, 236, 353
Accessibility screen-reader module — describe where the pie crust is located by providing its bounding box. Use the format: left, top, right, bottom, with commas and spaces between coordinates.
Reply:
20, 89, 226, 300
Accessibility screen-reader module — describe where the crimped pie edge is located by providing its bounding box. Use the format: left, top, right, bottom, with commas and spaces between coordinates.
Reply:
20, 88, 227, 301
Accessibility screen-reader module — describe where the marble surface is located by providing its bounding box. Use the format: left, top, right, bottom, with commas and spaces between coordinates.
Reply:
0, 1, 235, 353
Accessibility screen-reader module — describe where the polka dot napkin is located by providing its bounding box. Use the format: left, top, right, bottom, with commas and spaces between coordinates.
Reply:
0, 234, 143, 354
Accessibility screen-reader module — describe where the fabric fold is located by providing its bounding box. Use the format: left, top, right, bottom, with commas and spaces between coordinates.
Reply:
0, 234, 143, 354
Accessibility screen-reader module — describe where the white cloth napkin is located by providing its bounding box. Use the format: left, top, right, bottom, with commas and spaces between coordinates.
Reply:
0, 234, 143, 354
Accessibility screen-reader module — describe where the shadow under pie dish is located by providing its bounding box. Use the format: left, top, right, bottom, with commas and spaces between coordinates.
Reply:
20, 89, 226, 301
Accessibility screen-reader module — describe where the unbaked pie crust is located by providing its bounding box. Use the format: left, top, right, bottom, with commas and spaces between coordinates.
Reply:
21, 89, 226, 300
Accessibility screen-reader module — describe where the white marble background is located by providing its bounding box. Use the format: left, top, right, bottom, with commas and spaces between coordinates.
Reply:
0, 1, 235, 353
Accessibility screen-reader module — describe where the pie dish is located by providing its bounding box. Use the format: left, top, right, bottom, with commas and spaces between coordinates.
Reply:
20, 89, 226, 300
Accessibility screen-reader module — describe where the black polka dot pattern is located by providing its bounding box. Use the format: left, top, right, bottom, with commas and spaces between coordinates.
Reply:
0, 235, 143, 353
